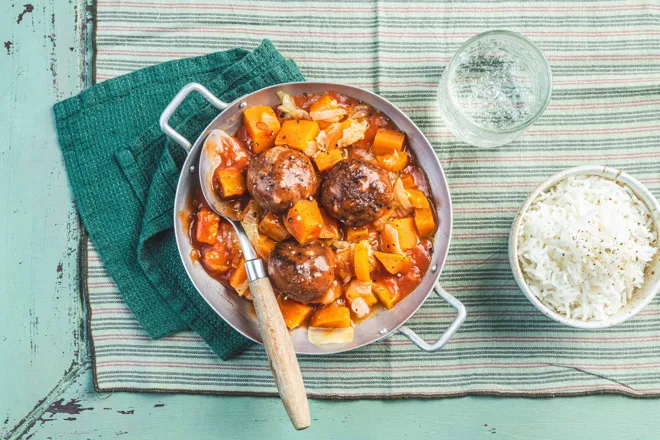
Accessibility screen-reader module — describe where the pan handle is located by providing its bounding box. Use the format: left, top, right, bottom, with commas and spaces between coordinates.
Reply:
159, 82, 229, 152
397, 283, 466, 352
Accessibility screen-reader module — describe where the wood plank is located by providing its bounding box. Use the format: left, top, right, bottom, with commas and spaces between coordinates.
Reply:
0, 0, 89, 437
5, 0, 660, 438
19, 367, 660, 439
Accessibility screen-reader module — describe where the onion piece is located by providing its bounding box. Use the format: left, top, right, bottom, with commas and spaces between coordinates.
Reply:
308, 326, 355, 346
240, 200, 263, 251
276, 91, 311, 120
392, 177, 413, 217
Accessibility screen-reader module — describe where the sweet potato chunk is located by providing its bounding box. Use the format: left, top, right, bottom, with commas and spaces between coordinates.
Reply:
310, 304, 352, 328
314, 148, 344, 172
374, 251, 411, 275
243, 105, 281, 153
277, 296, 314, 329
255, 234, 277, 260
319, 208, 340, 240
275, 120, 320, 153
414, 208, 436, 238
376, 149, 409, 172
400, 173, 416, 188
354, 241, 371, 282
195, 207, 220, 244
406, 188, 430, 209
228, 258, 251, 298
285, 199, 324, 244
345, 225, 373, 242
387, 217, 419, 251
371, 128, 405, 154
372, 282, 395, 310
258, 212, 291, 242
213, 168, 246, 199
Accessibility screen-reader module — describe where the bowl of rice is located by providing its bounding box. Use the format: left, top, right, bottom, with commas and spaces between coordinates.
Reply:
509, 166, 660, 328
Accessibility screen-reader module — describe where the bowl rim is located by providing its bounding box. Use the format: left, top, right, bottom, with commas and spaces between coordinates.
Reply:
508, 165, 660, 329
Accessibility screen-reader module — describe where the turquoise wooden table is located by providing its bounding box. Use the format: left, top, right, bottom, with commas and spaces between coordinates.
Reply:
2, 1, 660, 439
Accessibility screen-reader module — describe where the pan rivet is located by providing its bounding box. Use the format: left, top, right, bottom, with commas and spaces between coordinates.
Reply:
239, 102, 247, 109
189, 165, 195, 174
379, 328, 387, 334
431, 264, 438, 273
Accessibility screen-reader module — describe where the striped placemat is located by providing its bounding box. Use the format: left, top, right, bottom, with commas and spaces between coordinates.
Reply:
89, 0, 660, 397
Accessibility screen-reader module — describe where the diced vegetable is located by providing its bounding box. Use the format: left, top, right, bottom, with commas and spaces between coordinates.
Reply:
324, 120, 351, 149
258, 212, 291, 242
276, 91, 311, 121
240, 200, 275, 259
335, 250, 353, 283
255, 235, 277, 259
308, 326, 355, 346
204, 129, 250, 171
353, 240, 372, 282
202, 248, 234, 273
319, 208, 340, 240
372, 208, 394, 232
318, 280, 343, 305
392, 178, 413, 217
213, 168, 246, 199
310, 304, 352, 328
371, 128, 405, 154
400, 173, 416, 188
277, 296, 314, 329
275, 120, 320, 153
380, 223, 404, 255
414, 207, 436, 237
243, 105, 281, 153
388, 217, 419, 251
372, 282, 395, 310
406, 188, 430, 209
376, 149, 409, 172
374, 251, 411, 275
195, 207, 220, 244
314, 148, 344, 172
200, 224, 240, 273
228, 258, 251, 299
345, 279, 377, 318
346, 225, 373, 242
285, 199, 324, 244
309, 94, 347, 123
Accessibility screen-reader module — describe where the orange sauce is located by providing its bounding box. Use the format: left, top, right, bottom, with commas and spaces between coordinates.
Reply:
185, 90, 439, 331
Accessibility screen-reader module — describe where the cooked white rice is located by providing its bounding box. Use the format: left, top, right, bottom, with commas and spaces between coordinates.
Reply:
517, 175, 658, 321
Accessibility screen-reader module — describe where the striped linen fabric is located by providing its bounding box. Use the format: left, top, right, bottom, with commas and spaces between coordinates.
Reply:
89, 0, 660, 397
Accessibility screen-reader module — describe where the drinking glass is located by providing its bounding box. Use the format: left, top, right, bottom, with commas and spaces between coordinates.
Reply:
437, 30, 552, 148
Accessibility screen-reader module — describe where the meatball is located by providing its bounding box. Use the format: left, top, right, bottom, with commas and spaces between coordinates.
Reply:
320, 159, 393, 227
268, 241, 335, 304
246, 146, 318, 213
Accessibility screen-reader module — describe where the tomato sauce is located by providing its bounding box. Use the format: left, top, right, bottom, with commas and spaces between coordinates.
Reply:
183, 89, 439, 336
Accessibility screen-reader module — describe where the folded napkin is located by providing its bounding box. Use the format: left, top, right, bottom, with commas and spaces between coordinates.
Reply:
54, 40, 305, 359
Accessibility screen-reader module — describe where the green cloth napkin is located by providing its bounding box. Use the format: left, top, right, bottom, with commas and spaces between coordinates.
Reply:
54, 40, 305, 360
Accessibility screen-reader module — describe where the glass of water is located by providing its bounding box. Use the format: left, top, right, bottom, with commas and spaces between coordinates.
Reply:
437, 30, 552, 148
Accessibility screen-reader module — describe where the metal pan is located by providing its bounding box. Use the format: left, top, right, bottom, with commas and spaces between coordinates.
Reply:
160, 82, 466, 355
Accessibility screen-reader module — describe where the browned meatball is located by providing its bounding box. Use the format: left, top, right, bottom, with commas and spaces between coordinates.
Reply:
246, 146, 318, 213
268, 241, 335, 304
320, 159, 393, 227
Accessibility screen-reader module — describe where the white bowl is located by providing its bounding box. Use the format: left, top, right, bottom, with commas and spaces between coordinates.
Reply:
509, 165, 660, 329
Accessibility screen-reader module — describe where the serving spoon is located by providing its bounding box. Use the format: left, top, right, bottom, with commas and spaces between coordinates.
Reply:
199, 135, 311, 430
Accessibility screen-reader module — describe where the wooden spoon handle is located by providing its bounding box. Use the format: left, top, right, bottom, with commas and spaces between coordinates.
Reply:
249, 276, 311, 430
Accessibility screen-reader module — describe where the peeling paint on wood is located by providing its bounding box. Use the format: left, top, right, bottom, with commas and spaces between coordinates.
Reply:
46, 399, 92, 416
4, 40, 12, 54
16, 3, 33, 24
